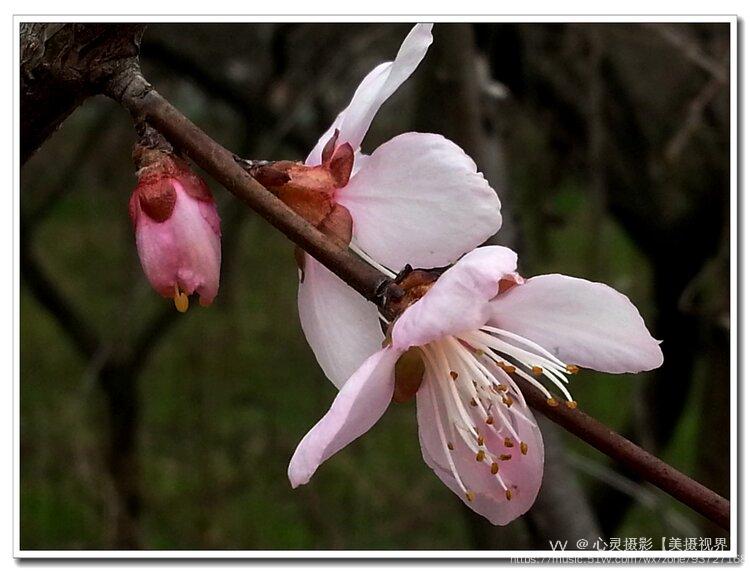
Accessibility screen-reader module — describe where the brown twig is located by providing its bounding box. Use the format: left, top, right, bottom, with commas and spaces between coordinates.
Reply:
111, 70, 392, 305
513, 377, 730, 531
107, 65, 730, 532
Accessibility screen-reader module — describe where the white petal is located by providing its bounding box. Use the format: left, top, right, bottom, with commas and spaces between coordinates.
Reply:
489, 274, 664, 374
337, 133, 502, 271
391, 246, 517, 350
306, 23, 434, 164
288, 346, 400, 487
416, 377, 544, 526
298, 255, 384, 388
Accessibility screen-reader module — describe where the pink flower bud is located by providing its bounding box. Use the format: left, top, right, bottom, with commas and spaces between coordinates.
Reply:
129, 152, 221, 312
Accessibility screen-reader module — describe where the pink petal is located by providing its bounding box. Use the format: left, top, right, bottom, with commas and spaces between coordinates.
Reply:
489, 274, 664, 373
416, 375, 544, 526
306, 23, 433, 164
337, 133, 502, 270
288, 346, 401, 488
135, 181, 221, 305
391, 246, 518, 350
298, 255, 384, 389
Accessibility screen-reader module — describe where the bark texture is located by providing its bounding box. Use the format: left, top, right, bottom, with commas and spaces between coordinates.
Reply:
20, 23, 146, 165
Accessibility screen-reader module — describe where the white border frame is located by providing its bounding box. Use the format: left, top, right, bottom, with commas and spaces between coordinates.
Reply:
12, 14, 738, 560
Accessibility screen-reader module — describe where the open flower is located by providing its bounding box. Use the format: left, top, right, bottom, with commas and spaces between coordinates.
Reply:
288, 246, 663, 525
251, 23, 503, 387
129, 150, 221, 312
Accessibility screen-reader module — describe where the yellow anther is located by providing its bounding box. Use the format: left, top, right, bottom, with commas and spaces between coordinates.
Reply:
566, 364, 580, 374
466, 491, 476, 502
546, 397, 559, 407
499, 453, 512, 461
498, 384, 509, 392
532, 366, 543, 377
447, 442, 454, 451
475, 450, 486, 462
485, 415, 494, 425
450, 371, 459, 381
502, 396, 514, 407
477, 435, 485, 446
499, 363, 516, 374
474, 348, 485, 357
520, 442, 528, 455
566, 400, 578, 410
505, 489, 513, 501
173, 286, 189, 313
470, 398, 478, 407
504, 437, 514, 448
490, 462, 499, 474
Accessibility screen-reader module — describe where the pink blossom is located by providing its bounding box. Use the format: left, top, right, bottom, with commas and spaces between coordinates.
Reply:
296, 23, 503, 388
288, 246, 663, 525
129, 153, 221, 312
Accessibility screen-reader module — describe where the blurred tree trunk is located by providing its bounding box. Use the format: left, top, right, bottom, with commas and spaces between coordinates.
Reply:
20, 237, 148, 548
99, 365, 142, 548
687, 220, 731, 537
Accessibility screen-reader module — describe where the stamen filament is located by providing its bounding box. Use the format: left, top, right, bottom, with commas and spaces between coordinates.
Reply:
349, 241, 398, 279
421, 340, 513, 491
481, 325, 567, 368
463, 330, 575, 402
463, 334, 554, 400
424, 375, 469, 494
446, 337, 523, 442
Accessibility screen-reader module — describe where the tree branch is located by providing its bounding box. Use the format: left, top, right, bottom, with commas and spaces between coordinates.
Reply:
513, 377, 730, 531
20, 23, 146, 165
103, 62, 730, 531
110, 70, 392, 305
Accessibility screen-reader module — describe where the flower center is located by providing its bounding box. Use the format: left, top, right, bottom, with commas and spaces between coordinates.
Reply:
419, 327, 578, 503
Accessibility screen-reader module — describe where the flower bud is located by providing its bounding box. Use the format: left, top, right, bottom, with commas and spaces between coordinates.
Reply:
129, 149, 221, 312
247, 129, 355, 246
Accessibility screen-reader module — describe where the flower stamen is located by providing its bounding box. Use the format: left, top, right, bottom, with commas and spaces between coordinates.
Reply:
173, 285, 189, 313
423, 375, 470, 495
464, 329, 576, 404
446, 340, 525, 441
422, 342, 516, 494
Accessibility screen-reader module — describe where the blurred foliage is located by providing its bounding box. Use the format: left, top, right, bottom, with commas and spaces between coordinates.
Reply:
20, 22, 730, 549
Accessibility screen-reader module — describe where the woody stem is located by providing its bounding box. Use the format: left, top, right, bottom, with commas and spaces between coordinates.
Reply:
108, 66, 730, 532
